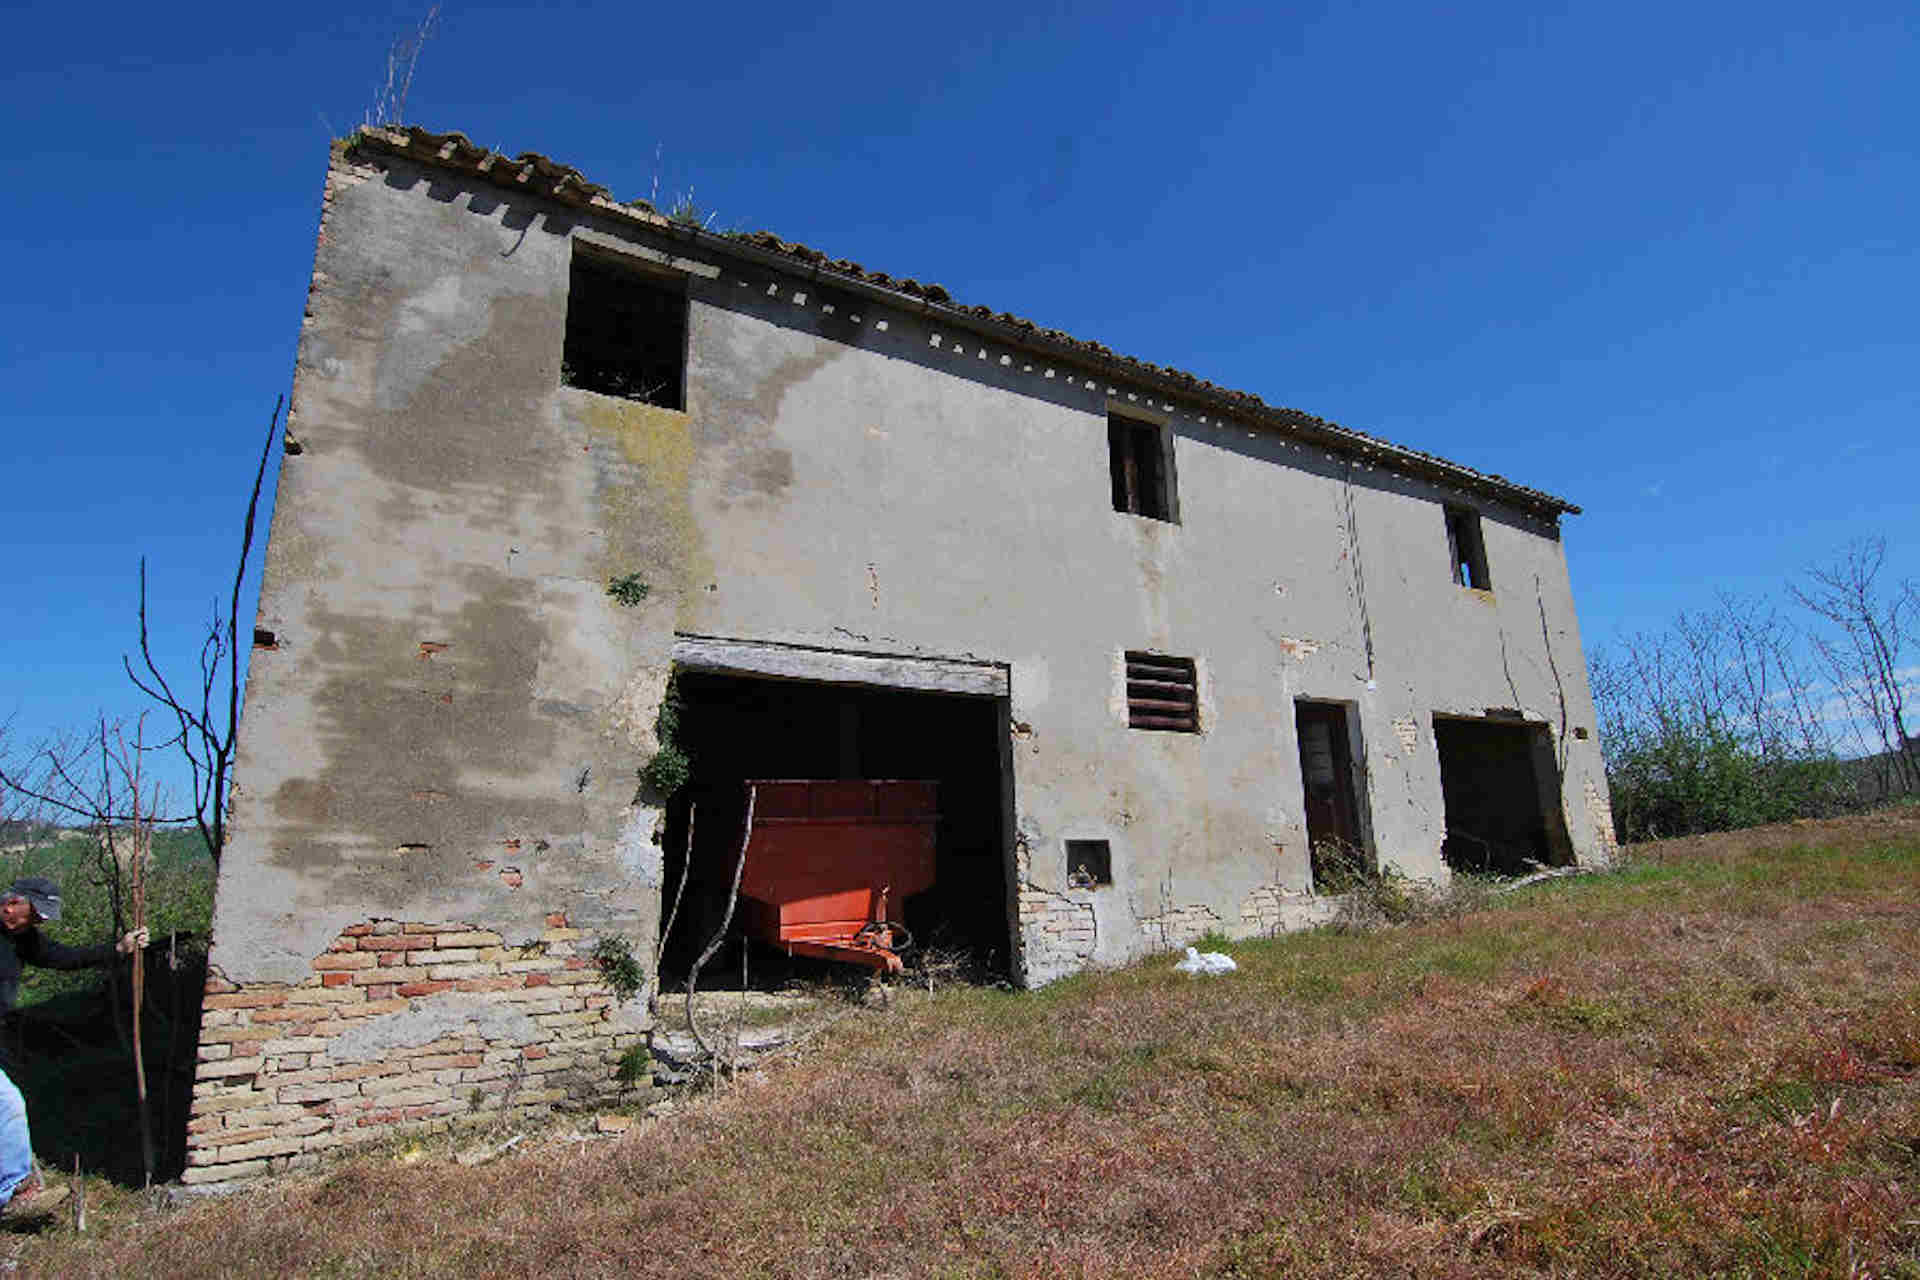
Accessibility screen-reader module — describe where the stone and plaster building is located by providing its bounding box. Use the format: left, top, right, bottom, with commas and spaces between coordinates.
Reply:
184, 125, 1615, 1184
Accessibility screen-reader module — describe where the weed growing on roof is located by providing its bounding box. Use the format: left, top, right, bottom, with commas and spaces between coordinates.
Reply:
665, 188, 718, 230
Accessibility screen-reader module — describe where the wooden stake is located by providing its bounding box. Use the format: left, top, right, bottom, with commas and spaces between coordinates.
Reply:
122, 724, 155, 1188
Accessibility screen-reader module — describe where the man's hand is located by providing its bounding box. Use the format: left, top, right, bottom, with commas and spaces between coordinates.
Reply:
117, 927, 150, 955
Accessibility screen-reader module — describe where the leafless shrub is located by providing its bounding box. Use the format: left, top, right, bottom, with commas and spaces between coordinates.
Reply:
1590, 590, 1860, 841
1791, 536, 1919, 797
0, 717, 69, 859
1319, 838, 1495, 931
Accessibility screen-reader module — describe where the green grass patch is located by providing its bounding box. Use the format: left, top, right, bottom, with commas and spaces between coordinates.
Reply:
17, 813, 1920, 1276
5, 826, 213, 1008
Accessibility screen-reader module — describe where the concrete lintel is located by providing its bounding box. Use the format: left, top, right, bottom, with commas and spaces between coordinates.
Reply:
572, 228, 721, 280
672, 635, 1007, 698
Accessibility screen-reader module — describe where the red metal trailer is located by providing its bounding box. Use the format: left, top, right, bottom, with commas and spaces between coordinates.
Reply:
736, 779, 938, 975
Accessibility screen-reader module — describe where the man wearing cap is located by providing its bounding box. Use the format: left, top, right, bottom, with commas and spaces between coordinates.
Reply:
0, 875, 147, 1215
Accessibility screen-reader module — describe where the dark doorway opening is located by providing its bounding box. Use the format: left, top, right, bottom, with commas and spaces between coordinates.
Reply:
1296, 700, 1372, 889
1432, 716, 1575, 874
657, 671, 1010, 986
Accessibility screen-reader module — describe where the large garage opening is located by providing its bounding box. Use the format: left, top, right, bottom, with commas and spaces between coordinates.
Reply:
656, 666, 1011, 987
1433, 715, 1575, 875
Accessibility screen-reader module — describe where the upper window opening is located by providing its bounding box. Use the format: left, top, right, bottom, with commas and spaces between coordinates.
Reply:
1445, 506, 1491, 591
1126, 652, 1199, 733
562, 250, 686, 409
1108, 414, 1174, 522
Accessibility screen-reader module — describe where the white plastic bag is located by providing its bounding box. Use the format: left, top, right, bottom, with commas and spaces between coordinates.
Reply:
1173, 946, 1237, 975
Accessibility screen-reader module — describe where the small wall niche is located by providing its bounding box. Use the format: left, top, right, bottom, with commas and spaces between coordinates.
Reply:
1065, 839, 1112, 888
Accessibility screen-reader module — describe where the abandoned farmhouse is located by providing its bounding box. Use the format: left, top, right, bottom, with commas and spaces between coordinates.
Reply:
184, 125, 1616, 1184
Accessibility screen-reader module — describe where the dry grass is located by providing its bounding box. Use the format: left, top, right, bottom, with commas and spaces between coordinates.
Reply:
16, 808, 1920, 1278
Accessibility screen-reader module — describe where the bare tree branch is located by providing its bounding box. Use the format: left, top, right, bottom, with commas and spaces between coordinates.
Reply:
686, 785, 755, 1062
1791, 537, 1918, 794
0, 735, 191, 826
654, 802, 695, 977
122, 396, 283, 868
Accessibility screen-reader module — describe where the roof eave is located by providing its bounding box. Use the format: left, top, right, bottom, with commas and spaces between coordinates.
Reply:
344, 125, 1583, 521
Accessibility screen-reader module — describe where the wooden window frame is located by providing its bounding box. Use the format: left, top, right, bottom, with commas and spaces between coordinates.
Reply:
1108, 414, 1175, 522
1444, 505, 1492, 591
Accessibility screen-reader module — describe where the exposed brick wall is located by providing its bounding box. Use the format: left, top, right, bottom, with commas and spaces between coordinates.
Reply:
184, 914, 642, 1185
1140, 902, 1222, 951
1018, 887, 1096, 971
1238, 885, 1287, 935
1237, 884, 1340, 938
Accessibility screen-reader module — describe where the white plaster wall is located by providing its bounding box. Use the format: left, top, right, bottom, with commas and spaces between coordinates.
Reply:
214, 146, 1613, 997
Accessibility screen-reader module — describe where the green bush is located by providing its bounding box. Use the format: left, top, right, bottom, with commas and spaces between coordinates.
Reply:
1606, 720, 1854, 843
1587, 583, 1899, 844
615, 1044, 650, 1086
592, 934, 644, 1003
638, 675, 692, 796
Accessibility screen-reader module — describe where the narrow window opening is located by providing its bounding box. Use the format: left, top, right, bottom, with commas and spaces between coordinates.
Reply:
1108, 414, 1173, 521
1296, 700, 1374, 889
1126, 652, 1199, 733
562, 249, 687, 409
252, 628, 278, 650
1445, 506, 1491, 590
1065, 840, 1112, 888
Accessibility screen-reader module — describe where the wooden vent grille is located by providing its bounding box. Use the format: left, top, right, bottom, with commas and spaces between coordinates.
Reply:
1126, 652, 1199, 732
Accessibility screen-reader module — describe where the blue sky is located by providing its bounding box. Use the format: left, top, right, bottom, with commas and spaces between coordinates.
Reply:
3, 0, 1915, 799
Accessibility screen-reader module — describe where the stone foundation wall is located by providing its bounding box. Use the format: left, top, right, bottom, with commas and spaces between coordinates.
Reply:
184, 913, 643, 1185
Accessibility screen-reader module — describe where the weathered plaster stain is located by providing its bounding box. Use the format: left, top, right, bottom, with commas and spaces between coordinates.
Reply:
579, 396, 709, 620
328, 993, 541, 1062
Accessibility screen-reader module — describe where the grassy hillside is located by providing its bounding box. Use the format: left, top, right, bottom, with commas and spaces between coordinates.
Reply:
16, 809, 1920, 1277
2, 825, 213, 1007
1, 827, 214, 1187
